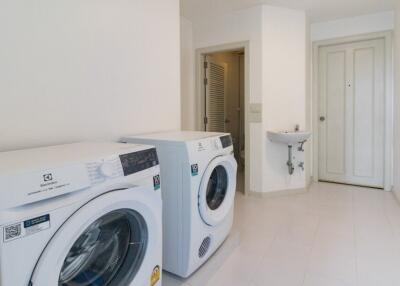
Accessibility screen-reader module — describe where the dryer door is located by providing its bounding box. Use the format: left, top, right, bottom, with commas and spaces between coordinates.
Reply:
198, 155, 237, 226
30, 188, 161, 286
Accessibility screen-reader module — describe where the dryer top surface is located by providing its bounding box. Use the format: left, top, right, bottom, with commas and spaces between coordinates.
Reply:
123, 131, 229, 143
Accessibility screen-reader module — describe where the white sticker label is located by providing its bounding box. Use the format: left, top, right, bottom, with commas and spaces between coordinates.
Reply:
3, 214, 50, 243
3, 223, 22, 242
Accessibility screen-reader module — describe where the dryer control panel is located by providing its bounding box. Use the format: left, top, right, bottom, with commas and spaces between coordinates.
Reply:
219, 135, 233, 148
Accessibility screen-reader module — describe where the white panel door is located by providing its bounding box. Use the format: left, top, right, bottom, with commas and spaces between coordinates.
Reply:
204, 56, 227, 132
319, 39, 385, 188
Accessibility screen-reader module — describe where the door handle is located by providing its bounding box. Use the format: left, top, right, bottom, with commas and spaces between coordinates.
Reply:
320, 116, 326, 122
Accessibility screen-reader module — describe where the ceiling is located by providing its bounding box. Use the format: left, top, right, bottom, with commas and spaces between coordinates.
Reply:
181, 0, 396, 23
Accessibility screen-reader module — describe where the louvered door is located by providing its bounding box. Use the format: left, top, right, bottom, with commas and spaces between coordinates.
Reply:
204, 56, 227, 132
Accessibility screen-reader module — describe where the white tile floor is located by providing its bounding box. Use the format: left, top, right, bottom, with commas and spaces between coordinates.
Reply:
163, 182, 400, 286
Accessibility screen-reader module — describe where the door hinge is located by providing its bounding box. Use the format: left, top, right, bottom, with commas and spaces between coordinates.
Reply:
204, 117, 208, 125
204, 61, 208, 69
204, 78, 208, 85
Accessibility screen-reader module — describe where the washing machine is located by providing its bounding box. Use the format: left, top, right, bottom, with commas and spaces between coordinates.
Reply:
0, 142, 162, 286
121, 131, 237, 278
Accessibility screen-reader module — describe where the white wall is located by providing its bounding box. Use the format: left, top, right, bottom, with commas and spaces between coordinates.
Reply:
193, 7, 263, 104
262, 6, 307, 192
182, 5, 308, 193
181, 16, 196, 131
191, 6, 264, 192
394, 6, 400, 198
311, 11, 395, 41
0, 0, 181, 152
306, 17, 313, 186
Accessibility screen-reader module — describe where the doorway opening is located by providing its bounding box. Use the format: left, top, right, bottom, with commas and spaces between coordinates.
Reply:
197, 44, 248, 195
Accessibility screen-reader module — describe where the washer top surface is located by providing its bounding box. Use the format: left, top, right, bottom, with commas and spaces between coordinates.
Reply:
123, 131, 228, 143
0, 142, 151, 175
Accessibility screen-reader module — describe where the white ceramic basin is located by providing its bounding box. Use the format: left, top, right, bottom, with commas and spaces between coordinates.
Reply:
267, 130, 311, 145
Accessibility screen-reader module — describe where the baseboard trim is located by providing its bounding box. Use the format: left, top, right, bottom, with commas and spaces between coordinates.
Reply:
392, 189, 400, 204
248, 185, 310, 199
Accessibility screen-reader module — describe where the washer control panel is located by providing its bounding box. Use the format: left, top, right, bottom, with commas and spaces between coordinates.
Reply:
119, 148, 159, 176
86, 148, 159, 184
99, 159, 123, 178
86, 157, 123, 185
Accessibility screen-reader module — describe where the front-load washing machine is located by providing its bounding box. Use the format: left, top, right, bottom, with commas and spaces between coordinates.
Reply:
0, 142, 162, 286
121, 131, 237, 278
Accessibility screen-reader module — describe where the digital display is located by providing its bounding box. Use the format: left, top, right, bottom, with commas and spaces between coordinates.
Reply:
120, 148, 159, 176
220, 135, 233, 148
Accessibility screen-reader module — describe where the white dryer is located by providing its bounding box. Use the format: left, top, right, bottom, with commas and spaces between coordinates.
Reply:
122, 131, 237, 278
0, 142, 162, 286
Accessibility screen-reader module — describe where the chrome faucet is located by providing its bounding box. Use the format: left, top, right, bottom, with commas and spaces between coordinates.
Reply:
298, 140, 306, 152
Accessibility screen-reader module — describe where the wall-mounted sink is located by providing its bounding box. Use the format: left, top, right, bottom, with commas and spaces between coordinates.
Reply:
267, 129, 311, 175
267, 130, 311, 146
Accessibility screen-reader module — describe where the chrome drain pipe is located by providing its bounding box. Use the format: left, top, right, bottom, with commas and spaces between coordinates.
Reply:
287, 145, 294, 175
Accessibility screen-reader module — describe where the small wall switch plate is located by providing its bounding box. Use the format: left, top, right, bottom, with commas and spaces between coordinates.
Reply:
250, 103, 262, 113
249, 103, 262, 123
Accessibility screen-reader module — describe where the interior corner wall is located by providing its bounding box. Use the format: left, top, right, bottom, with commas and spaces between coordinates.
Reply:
262, 6, 307, 192
311, 11, 395, 42
394, 6, 400, 198
305, 17, 313, 186
192, 6, 264, 192
0, 0, 181, 152
181, 16, 196, 131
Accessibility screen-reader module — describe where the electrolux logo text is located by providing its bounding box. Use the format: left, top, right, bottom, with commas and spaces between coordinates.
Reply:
43, 173, 53, 182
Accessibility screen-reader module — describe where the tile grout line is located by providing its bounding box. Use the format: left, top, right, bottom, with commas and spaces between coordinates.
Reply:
382, 193, 398, 239
352, 189, 359, 286
234, 227, 264, 286
249, 220, 280, 286
253, 230, 277, 286
301, 213, 322, 286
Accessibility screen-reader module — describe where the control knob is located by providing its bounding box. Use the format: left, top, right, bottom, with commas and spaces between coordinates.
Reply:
216, 138, 224, 150
99, 161, 118, 178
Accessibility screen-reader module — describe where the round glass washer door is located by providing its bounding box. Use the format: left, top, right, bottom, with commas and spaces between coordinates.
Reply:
206, 166, 229, 211
198, 155, 237, 226
59, 209, 147, 286
30, 188, 159, 286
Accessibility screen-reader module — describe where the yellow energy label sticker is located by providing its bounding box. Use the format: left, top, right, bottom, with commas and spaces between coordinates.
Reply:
150, 265, 161, 286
